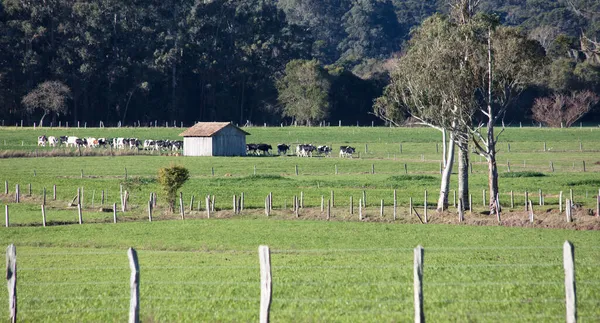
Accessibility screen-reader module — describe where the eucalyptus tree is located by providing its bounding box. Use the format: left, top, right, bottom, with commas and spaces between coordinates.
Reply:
375, 14, 478, 211
468, 23, 547, 213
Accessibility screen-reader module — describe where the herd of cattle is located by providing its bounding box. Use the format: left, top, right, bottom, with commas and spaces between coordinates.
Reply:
36, 135, 356, 157
247, 143, 356, 158
36, 135, 183, 151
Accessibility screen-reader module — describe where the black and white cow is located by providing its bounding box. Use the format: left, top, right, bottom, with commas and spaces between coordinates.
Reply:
246, 143, 258, 155
48, 136, 59, 147
339, 146, 356, 158
171, 140, 183, 151
277, 144, 290, 155
97, 138, 108, 148
37, 135, 48, 147
317, 145, 332, 157
257, 144, 272, 155
75, 138, 88, 147
296, 144, 316, 157
59, 136, 69, 146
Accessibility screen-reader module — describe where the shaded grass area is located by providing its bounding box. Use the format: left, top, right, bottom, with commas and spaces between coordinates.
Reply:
0, 220, 599, 322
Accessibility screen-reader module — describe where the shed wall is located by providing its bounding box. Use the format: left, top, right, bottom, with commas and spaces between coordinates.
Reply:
183, 137, 212, 156
212, 126, 247, 156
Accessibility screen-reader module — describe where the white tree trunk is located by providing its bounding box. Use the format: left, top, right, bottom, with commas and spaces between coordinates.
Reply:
437, 132, 456, 211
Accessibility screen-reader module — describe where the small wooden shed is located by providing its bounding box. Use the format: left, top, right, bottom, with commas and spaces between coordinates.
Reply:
179, 122, 249, 156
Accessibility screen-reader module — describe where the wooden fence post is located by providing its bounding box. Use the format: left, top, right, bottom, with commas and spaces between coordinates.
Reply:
190, 195, 195, 212
41, 205, 46, 227
53, 184, 56, 200
211, 195, 215, 212
510, 191, 514, 209
409, 197, 413, 216
28, 183, 31, 196
15, 184, 19, 203
350, 196, 354, 215
5, 205, 8, 227
414, 245, 424, 323
179, 192, 184, 220
380, 199, 384, 217
78, 204, 83, 224
321, 196, 324, 212
148, 201, 152, 222
424, 190, 428, 224
241, 192, 244, 212
566, 199, 572, 222
529, 200, 534, 223
128, 248, 140, 323
539, 189, 543, 206
6, 244, 17, 323
563, 241, 577, 323
525, 191, 529, 211
113, 203, 117, 223
300, 192, 304, 208
358, 199, 362, 220
327, 200, 331, 220
393, 190, 397, 220
259, 245, 272, 323
331, 191, 334, 207
570, 189, 573, 203
206, 196, 211, 218
559, 191, 563, 213
4, 180, 7, 195
233, 195, 237, 214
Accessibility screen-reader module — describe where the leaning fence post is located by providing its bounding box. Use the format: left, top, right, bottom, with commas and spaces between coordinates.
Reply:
128, 248, 140, 323
41, 205, 46, 227
78, 204, 83, 224
259, 245, 272, 323
414, 245, 424, 323
179, 192, 184, 220
148, 201, 152, 222
563, 241, 577, 323
359, 199, 362, 220
4, 205, 8, 228
6, 244, 17, 323
4, 181, 7, 195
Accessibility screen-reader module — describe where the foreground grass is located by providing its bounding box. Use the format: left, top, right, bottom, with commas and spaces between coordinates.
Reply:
0, 219, 599, 322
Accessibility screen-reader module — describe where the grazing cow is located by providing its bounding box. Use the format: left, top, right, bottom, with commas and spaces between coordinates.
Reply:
59, 136, 68, 146
37, 135, 48, 147
246, 143, 258, 155
97, 138, 108, 148
66, 136, 79, 147
127, 138, 140, 149
143, 140, 155, 150
154, 140, 168, 151
113, 138, 125, 149
85, 138, 98, 148
257, 144, 272, 155
48, 136, 59, 147
171, 140, 183, 151
75, 138, 88, 147
317, 145, 332, 157
339, 146, 356, 158
277, 144, 290, 155
296, 144, 316, 157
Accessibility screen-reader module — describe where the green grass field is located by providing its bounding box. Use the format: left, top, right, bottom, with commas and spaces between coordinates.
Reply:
0, 126, 599, 322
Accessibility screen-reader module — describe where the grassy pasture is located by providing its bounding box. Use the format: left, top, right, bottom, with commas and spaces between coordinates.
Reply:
0, 220, 599, 322
0, 126, 600, 322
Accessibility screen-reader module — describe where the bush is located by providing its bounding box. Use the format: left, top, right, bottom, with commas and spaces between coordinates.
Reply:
158, 165, 190, 213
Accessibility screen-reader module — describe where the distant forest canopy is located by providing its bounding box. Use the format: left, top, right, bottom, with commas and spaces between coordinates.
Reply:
0, 0, 599, 126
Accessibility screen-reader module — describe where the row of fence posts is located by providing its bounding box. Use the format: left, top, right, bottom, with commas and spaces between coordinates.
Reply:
7, 120, 187, 128
4, 241, 579, 323
3, 184, 599, 227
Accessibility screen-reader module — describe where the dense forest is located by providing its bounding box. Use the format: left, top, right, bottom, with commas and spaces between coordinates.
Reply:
0, 0, 599, 126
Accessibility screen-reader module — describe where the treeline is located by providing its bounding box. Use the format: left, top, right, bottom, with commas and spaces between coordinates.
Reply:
0, 0, 599, 126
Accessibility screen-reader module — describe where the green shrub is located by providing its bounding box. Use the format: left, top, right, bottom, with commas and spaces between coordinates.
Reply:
158, 165, 190, 212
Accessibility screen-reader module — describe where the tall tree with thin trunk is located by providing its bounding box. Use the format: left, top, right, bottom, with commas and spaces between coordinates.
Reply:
468, 23, 547, 214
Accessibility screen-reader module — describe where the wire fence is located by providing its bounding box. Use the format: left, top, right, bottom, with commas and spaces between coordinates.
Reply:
4, 242, 600, 322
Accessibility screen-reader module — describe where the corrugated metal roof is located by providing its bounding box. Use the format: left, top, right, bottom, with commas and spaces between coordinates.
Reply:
179, 122, 250, 137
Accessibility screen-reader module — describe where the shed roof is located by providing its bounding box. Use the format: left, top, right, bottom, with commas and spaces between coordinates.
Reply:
179, 122, 250, 137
